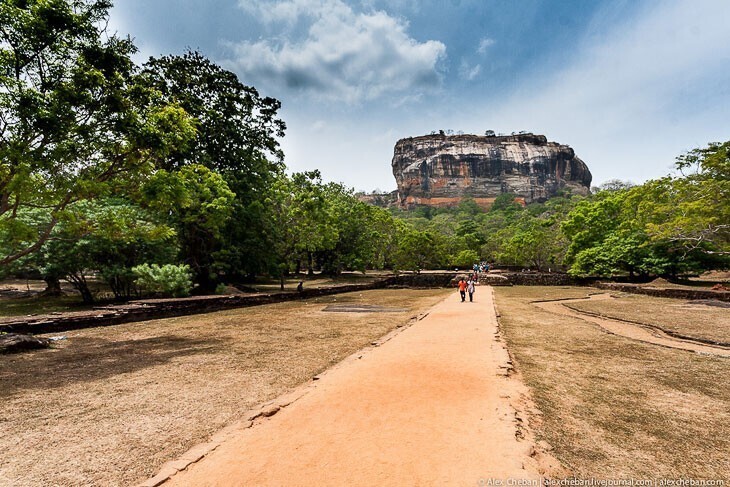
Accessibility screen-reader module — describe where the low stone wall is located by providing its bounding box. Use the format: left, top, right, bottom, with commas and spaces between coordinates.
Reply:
595, 282, 730, 302
507, 272, 592, 286
479, 274, 512, 286
0, 274, 458, 336
478, 272, 588, 286
389, 273, 457, 288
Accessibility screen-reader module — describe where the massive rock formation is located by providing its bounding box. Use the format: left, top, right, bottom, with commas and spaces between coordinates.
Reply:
392, 133, 592, 208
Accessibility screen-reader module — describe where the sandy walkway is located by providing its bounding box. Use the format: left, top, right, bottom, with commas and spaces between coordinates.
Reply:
156, 288, 546, 486
534, 294, 730, 358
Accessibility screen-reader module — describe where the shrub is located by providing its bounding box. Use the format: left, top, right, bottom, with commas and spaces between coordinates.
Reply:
132, 264, 193, 297
215, 283, 229, 295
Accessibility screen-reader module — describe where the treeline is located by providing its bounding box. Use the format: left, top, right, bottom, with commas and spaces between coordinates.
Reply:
1, 1, 727, 303
395, 141, 730, 278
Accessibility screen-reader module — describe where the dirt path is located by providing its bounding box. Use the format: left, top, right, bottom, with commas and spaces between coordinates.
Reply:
152, 288, 549, 486
534, 294, 730, 357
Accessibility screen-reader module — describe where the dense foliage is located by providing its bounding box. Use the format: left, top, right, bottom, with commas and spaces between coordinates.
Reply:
0, 0, 727, 302
0, 0, 194, 267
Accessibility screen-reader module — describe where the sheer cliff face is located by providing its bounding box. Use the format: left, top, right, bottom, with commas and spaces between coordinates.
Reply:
392, 133, 592, 207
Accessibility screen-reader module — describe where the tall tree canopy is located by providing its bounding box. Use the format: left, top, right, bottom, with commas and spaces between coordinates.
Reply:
140, 50, 285, 180
644, 141, 730, 256
0, 0, 194, 267
141, 50, 287, 281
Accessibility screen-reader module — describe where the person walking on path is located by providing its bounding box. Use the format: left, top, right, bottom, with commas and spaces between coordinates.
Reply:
467, 278, 476, 302
457, 278, 467, 302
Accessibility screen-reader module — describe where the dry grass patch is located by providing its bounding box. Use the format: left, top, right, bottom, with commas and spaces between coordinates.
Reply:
240, 270, 391, 293
0, 288, 448, 487
566, 293, 730, 345
495, 286, 730, 479
638, 278, 717, 290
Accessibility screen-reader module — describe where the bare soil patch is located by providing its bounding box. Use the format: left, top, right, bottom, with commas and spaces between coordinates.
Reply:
0, 288, 448, 487
565, 293, 730, 345
494, 286, 730, 479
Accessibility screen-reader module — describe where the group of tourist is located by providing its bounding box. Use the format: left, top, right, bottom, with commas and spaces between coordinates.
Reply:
473, 262, 489, 274
457, 277, 476, 302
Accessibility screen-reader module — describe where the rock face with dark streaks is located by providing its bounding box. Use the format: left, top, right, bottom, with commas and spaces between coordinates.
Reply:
392, 133, 592, 208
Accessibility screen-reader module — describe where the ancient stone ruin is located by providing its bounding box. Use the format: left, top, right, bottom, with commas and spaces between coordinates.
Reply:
392, 133, 592, 208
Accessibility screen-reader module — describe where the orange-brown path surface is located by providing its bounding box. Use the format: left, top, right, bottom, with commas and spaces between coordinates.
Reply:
162, 288, 543, 486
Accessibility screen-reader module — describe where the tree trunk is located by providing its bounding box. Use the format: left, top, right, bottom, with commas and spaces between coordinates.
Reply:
194, 266, 217, 294
66, 273, 94, 304
77, 284, 94, 304
42, 276, 62, 296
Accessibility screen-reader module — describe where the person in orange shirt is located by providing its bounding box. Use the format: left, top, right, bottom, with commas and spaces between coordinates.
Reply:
457, 278, 467, 302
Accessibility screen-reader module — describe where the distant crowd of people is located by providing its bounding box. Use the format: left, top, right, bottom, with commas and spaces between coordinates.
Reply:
473, 261, 490, 274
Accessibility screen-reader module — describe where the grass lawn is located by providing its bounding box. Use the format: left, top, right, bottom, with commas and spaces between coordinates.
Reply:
565, 293, 730, 345
251, 271, 387, 292
0, 288, 449, 487
494, 286, 730, 480
0, 295, 93, 318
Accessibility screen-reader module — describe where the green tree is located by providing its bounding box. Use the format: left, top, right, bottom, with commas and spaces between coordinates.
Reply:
392, 223, 447, 272
39, 199, 176, 303
490, 193, 523, 213
141, 165, 235, 290
500, 219, 559, 270
644, 142, 730, 257
141, 50, 285, 174
316, 184, 385, 274
140, 51, 286, 278
561, 186, 702, 277
455, 219, 486, 255
266, 171, 338, 289
0, 0, 194, 267
450, 249, 479, 269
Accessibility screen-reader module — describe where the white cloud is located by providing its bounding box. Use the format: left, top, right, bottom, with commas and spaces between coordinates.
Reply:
458, 60, 481, 81
311, 120, 328, 132
229, 0, 446, 103
238, 0, 350, 25
468, 0, 730, 186
476, 37, 494, 54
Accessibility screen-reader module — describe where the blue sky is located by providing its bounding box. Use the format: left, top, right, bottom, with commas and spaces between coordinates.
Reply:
109, 0, 730, 192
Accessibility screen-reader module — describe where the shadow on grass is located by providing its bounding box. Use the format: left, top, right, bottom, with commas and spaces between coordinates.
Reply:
0, 334, 227, 397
